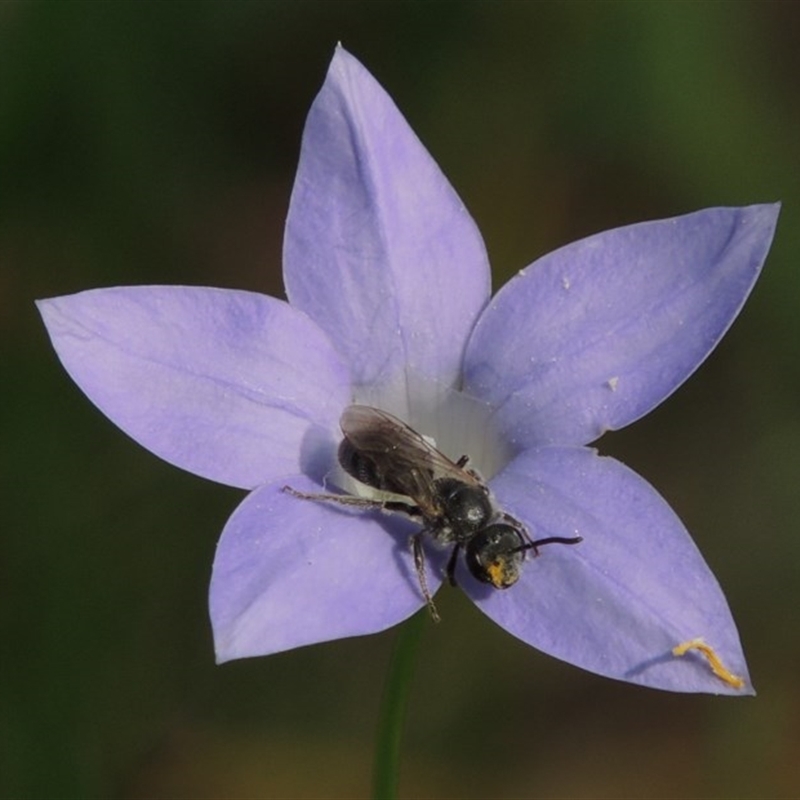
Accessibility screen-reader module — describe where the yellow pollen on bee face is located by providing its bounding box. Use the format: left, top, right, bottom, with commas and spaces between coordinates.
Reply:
486, 559, 519, 589
486, 560, 506, 588
672, 638, 746, 690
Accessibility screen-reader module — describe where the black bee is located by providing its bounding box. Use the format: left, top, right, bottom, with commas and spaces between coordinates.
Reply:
284, 405, 581, 621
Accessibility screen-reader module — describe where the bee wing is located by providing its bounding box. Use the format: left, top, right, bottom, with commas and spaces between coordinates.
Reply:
340, 405, 480, 503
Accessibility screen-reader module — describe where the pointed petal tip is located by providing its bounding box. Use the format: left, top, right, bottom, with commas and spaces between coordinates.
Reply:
754, 199, 781, 215
669, 637, 754, 696
213, 645, 235, 666
741, 199, 781, 236
329, 42, 363, 78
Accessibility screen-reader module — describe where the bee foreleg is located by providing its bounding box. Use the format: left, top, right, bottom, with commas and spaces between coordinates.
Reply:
445, 544, 461, 587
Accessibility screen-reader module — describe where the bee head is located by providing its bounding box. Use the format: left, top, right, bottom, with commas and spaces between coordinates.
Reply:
464, 524, 526, 588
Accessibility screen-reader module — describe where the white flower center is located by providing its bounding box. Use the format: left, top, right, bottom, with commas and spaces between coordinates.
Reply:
351, 375, 512, 482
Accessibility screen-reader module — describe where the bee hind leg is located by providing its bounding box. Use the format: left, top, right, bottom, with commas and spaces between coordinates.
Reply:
282, 485, 386, 509
456, 454, 487, 484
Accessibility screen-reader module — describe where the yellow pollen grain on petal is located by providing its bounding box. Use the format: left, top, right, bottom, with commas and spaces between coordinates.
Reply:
672, 638, 746, 690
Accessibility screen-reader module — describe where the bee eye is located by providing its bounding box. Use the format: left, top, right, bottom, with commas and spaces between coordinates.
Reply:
465, 525, 526, 588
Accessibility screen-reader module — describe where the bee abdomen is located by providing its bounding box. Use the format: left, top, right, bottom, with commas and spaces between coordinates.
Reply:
338, 438, 384, 490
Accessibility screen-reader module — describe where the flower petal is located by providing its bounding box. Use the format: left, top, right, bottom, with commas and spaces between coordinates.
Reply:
464, 204, 780, 448
465, 446, 751, 694
284, 46, 490, 395
37, 287, 351, 489
210, 476, 441, 661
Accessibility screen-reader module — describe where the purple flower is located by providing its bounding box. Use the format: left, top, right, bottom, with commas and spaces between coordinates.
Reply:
37, 45, 779, 694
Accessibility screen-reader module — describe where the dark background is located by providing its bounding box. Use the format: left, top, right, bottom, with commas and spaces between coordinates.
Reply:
3, 2, 800, 798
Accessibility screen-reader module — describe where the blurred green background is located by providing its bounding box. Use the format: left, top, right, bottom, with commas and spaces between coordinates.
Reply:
2, 2, 799, 798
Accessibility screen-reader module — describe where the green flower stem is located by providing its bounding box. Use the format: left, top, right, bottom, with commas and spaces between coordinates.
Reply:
371, 609, 427, 800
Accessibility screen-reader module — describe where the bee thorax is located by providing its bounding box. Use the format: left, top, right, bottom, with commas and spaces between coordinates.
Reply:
434, 478, 493, 542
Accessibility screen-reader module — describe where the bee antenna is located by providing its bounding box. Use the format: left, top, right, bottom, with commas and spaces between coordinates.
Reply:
513, 535, 583, 555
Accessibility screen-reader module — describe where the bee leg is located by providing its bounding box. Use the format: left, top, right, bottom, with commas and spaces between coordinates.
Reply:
445, 544, 461, 587
456, 455, 487, 485
282, 485, 385, 509
411, 533, 441, 623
